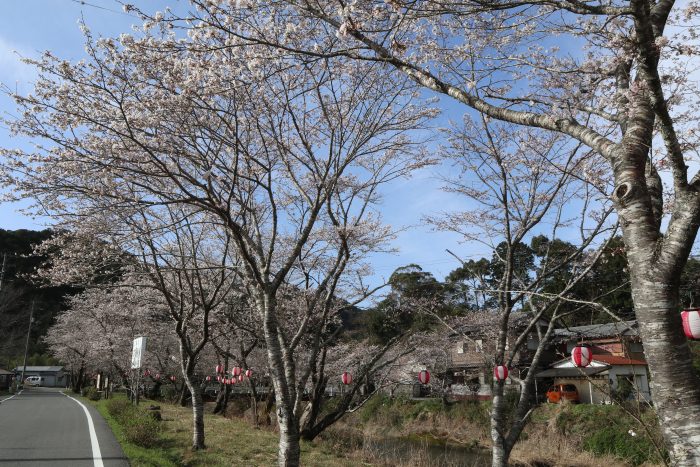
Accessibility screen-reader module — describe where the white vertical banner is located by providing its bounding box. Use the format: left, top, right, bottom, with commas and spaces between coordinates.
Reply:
131, 336, 147, 369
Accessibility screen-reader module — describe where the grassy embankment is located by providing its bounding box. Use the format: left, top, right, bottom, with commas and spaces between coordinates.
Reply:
88, 394, 362, 467
87, 392, 668, 467
324, 395, 669, 467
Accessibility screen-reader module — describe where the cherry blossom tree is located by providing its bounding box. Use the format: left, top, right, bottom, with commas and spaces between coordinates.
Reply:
44, 277, 174, 393
0, 18, 432, 465
185, 1, 700, 462
413, 117, 613, 465
33, 211, 237, 449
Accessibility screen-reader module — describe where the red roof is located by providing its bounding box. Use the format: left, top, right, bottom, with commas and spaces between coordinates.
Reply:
593, 355, 647, 365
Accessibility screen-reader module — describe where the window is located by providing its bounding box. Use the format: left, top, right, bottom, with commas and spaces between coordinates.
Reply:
457, 342, 468, 354
475, 339, 483, 352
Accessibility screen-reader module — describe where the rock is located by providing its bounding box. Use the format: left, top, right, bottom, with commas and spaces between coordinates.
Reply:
145, 405, 162, 421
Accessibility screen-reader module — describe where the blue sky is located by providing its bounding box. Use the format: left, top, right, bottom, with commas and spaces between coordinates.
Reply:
0, 0, 472, 286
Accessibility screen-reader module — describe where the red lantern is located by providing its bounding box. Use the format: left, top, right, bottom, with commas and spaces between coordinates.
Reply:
215, 364, 223, 374
493, 365, 509, 381
155, 373, 161, 381
341, 372, 352, 385
206, 375, 212, 382
231, 378, 237, 385
170, 375, 176, 382
232, 367, 242, 376
238, 375, 244, 382
571, 344, 593, 367
418, 370, 431, 385
245, 369, 253, 378
143, 369, 150, 377
682, 309, 700, 340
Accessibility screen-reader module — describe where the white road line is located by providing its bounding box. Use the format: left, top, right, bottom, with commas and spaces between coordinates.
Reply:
62, 392, 105, 467
0, 390, 22, 403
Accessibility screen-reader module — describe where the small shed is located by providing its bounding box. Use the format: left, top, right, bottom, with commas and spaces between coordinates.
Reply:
13, 366, 67, 388
0, 368, 14, 390
536, 355, 651, 403
536, 365, 611, 404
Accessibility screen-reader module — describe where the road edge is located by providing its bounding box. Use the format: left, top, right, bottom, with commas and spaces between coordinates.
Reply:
62, 391, 105, 467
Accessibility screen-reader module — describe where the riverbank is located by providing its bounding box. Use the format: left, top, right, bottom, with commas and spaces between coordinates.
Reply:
87, 393, 668, 466
325, 395, 668, 467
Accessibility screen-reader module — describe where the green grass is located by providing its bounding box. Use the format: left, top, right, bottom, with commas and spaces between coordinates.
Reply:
549, 403, 668, 466
88, 395, 363, 467
356, 394, 490, 431
92, 397, 180, 466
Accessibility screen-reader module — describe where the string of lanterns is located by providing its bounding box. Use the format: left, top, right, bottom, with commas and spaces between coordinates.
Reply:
132, 311, 700, 397
213, 365, 254, 385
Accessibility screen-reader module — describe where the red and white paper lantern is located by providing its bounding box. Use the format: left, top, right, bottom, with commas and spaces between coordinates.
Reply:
170, 375, 176, 382
493, 365, 509, 381
155, 373, 161, 381
418, 370, 431, 385
232, 367, 242, 376
571, 344, 593, 367
238, 375, 244, 382
215, 364, 223, 374
143, 369, 150, 377
206, 375, 212, 382
245, 369, 253, 378
682, 309, 700, 340
341, 372, 352, 385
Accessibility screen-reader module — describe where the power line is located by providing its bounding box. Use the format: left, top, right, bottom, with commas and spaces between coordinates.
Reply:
68, 0, 140, 18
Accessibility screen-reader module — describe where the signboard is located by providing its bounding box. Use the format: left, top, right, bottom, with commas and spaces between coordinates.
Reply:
131, 336, 147, 369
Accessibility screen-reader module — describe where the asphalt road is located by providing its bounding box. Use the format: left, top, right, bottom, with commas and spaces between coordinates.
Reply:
0, 387, 129, 466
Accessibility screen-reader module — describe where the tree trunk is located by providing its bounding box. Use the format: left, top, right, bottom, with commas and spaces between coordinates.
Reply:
187, 379, 206, 450
72, 366, 85, 393
262, 295, 301, 467
490, 383, 511, 467
213, 383, 228, 414
249, 379, 259, 427
299, 375, 327, 438
179, 383, 189, 407
276, 405, 301, 467
630, 274, 700, 466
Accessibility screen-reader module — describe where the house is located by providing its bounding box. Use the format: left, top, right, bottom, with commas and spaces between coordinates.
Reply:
0, 368, 14, 390
534, 320, 651, 403
12, 366, 68, 388
445, 314, 534, 400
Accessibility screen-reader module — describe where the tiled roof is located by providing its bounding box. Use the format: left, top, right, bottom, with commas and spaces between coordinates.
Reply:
536, 366, 610, 378
593, 355, 647, 366
11, 366, 64, 372
553, 320, 638, 339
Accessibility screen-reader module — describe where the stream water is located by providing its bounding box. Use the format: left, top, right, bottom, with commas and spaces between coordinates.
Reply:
336, 431, 491, 466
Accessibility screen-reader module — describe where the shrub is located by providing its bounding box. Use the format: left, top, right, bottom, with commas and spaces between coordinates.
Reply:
104, 398, 162, 448
452, 401, 490, 427
583, 426, 656, 466
84, 387, 102, 401
555, 404, 666, 466
122, 412, 162, 448
106, 398, 134, 420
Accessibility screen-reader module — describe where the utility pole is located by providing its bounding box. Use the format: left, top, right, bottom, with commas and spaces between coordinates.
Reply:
20, 300, 35, 389
0, 252, 7, 292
